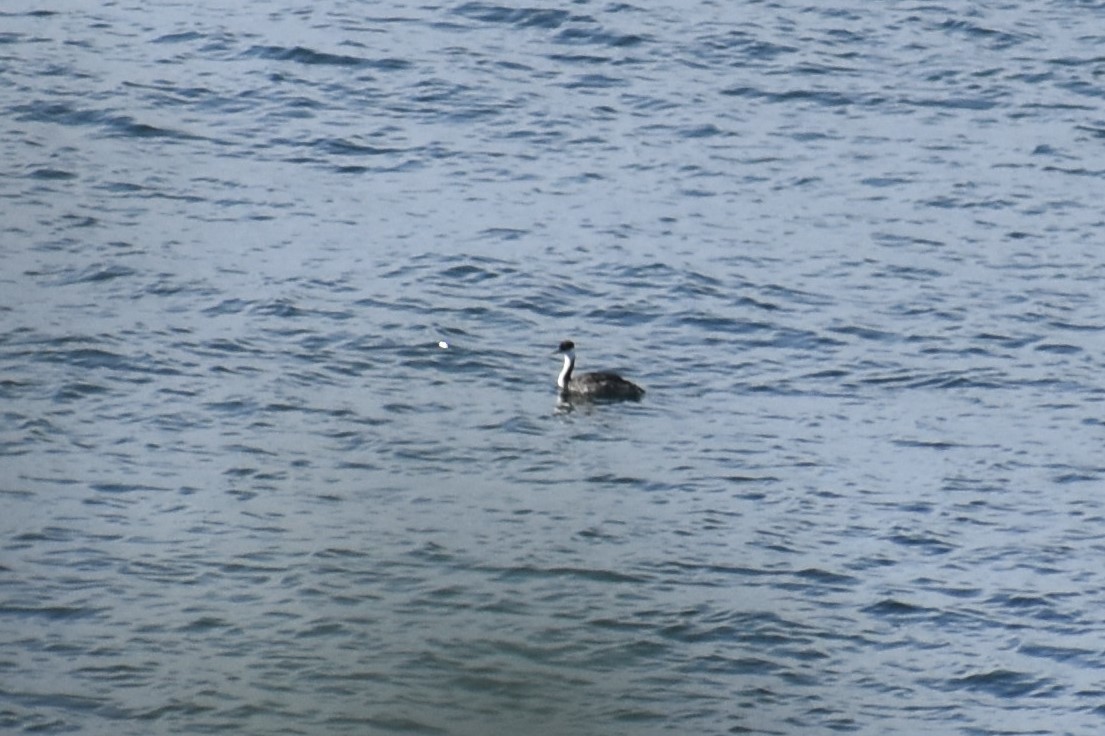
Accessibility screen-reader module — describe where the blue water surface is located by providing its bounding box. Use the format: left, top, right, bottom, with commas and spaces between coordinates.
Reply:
3, 2, 1105, 734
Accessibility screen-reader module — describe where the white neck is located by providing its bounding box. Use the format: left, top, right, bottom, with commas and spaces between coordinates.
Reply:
557, 351, 575, 389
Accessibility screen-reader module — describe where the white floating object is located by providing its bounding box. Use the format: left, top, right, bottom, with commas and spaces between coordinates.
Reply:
438, 341, 449, 349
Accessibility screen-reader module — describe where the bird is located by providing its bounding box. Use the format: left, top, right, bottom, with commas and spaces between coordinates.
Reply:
553, 340, 645, 401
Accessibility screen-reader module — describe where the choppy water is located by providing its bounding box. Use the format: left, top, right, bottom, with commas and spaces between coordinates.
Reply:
4, 2, 1105, 734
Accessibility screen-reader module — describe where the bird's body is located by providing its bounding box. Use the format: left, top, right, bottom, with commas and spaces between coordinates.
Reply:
554, 340, 645, 401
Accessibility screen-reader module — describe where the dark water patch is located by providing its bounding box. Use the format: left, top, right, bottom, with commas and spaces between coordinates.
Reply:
120, 559, 200, 584
874, 232, 947, 249
886, 531, 955, 555
936, 18, 1030, 50
179, 616, 232, 633
37, 347, 126, 370
1073, 122, 1105, 138
99, 180, 145, 194
26, 167, 76, 181
555, 27, 647, 49
495, 565, 647, 585
359, 714, 448, 735
202, 298, 252, 316
803, 368, 850, 381
1047, 319, 1103, 333
876, 263, 943, 281
938, 669, 1053, 699
564, 73, 626, 89
973, 332, 1038, 349
12, 526, 79, 543
143, 276, 218, 298
664, 268, 724, 298
13, 101, 201, 141
2, 690, 118, 724
585, 304, 658, 327
793, 568, 858, 586
830, 324, 899, 342
671, 311, 773, 336
547, 52, 611, 66
942, 476, 1003, 494
152, 31, 205, 44
252, 299, 307, 318
0, 604, 102, 620
243, 44, 410, 70
584, 473, 650, 488
860, 175, 910, 188
440, 262, 505, 283
205, 398, 258, 415
1034, 343, 1081, 355
91, 482, 169, 494
53, 381, 110, 402
264, 401, 352, 418
660, 610, 813, 649
702, 32, 796, 62
193, 337, 262, 356
73, 662, 152, 683
658, 619, 746, 646
1054, 469, 1100, 484
863, 598, 937, 619
658, 561, 773, 583
924, 582, 982, 600
59, 262, 136, 285
453, 3, 571, 30
698, 654, 783, 677
679, 124, 725, 139
901, 94, 998, 111
920, 370, 1006, 389
1018, 643, 1100, 667
1040, 163, 1105, 178
721, 85, 861, 108
477, 227, 529, 241
760, 282, 835, 307
860, 368, 1005, 391
311, 137, 405, 157
0, 377, 31, 399
770, 327, 844, 352
985, 592, 1059, 613
500, 295, 577, 319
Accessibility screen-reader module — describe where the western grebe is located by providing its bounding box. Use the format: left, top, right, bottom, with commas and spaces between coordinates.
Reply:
554, 340, 645, 400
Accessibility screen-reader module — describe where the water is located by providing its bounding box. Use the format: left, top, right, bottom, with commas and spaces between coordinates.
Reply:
3, 1, 1105, 734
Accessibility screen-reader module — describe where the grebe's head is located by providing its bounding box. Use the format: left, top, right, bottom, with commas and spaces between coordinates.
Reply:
555, 340, 575, 354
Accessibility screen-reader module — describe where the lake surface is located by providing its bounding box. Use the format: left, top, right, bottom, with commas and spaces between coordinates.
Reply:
3, 2, 1105, 734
